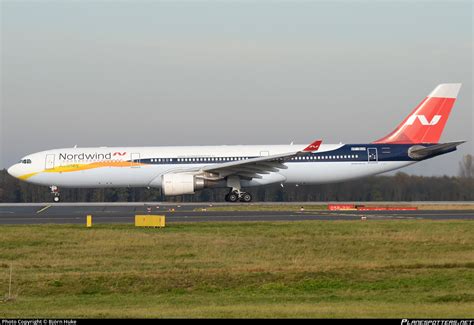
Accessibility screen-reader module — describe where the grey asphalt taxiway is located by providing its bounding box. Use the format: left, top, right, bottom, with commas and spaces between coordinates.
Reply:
0, 202, 473, 225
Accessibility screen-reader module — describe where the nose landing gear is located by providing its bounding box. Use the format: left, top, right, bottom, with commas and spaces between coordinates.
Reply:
50, 186, 61, 202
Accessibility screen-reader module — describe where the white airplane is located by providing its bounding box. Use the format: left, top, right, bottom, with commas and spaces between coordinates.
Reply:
7, 84, 464, 202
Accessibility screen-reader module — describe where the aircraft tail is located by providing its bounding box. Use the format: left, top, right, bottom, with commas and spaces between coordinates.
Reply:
373, 83, 461, 144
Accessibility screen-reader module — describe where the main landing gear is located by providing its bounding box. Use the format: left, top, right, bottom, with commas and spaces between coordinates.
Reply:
225, 175, 252, 202
50, 185, 61, 202
225, 190, 252, 203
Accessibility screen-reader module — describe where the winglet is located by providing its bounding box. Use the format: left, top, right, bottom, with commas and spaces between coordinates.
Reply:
303, 140, 322, 152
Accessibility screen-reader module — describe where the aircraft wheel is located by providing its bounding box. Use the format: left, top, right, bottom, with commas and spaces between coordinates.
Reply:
227, 192, 239, 202
241, 193, 252, 203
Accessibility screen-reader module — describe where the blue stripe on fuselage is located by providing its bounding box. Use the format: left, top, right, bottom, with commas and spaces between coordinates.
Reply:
133, 144, 438, 165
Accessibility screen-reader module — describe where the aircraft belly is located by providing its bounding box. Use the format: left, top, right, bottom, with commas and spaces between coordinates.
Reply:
241, 173, 287, 187
280, 161, 416, 184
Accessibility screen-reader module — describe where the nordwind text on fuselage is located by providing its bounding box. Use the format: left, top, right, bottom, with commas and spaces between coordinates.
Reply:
59, 153, 113, 161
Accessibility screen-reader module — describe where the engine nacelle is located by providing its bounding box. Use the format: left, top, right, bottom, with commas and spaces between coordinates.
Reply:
161, 173, 205, 196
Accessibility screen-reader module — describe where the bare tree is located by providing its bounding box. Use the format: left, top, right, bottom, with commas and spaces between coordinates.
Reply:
459, 154, 473, 178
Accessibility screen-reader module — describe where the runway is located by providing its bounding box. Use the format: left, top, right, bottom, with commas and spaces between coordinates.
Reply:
0, 203, 473, 224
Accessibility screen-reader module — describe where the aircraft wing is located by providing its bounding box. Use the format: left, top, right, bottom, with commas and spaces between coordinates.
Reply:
192, 140, 322, 180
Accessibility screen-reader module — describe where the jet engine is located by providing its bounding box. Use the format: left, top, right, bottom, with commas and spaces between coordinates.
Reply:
161, 173, 205, 196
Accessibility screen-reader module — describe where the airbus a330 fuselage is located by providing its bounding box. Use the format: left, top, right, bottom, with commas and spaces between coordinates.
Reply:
7, 84, 464, 202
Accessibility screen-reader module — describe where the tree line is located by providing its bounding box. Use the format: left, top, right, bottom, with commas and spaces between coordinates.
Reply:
1, 155, 472, 203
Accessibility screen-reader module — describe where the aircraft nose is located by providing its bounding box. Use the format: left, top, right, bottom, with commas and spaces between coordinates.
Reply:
7, 164, 20, 178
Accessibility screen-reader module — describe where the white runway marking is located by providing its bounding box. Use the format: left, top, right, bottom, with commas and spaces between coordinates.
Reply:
36, 205, 51, 214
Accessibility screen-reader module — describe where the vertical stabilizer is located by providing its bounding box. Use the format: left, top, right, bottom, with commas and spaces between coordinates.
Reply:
373, 83, 461, 144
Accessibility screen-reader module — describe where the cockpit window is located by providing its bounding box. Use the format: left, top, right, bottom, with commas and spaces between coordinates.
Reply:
19, 159, 32, 164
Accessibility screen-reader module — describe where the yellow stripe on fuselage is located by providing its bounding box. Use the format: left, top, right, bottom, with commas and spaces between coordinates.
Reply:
18, 161, 144, 180
19, 172, 40, 180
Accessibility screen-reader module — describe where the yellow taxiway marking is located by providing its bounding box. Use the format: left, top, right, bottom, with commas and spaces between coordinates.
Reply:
36, 205, 51, 214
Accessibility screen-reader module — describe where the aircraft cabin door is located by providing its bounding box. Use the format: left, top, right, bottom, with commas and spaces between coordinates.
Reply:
260, 151, 269, 157
45, 154, 55, 170
367, 148, 378, 163
131, 153, 141, 168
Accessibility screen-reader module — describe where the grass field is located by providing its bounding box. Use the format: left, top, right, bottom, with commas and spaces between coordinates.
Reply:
0, 220, 473, 318
200, 203, 474, 212
199, 204, 328, 212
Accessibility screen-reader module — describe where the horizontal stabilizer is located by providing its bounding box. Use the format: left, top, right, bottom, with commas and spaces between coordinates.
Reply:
408, 141, 465, 160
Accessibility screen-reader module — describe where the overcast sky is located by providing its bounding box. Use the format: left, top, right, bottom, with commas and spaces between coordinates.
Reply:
1, 1, 472, 176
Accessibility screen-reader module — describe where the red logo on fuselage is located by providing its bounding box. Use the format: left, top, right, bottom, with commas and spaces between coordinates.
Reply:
113, 152, 127, 156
